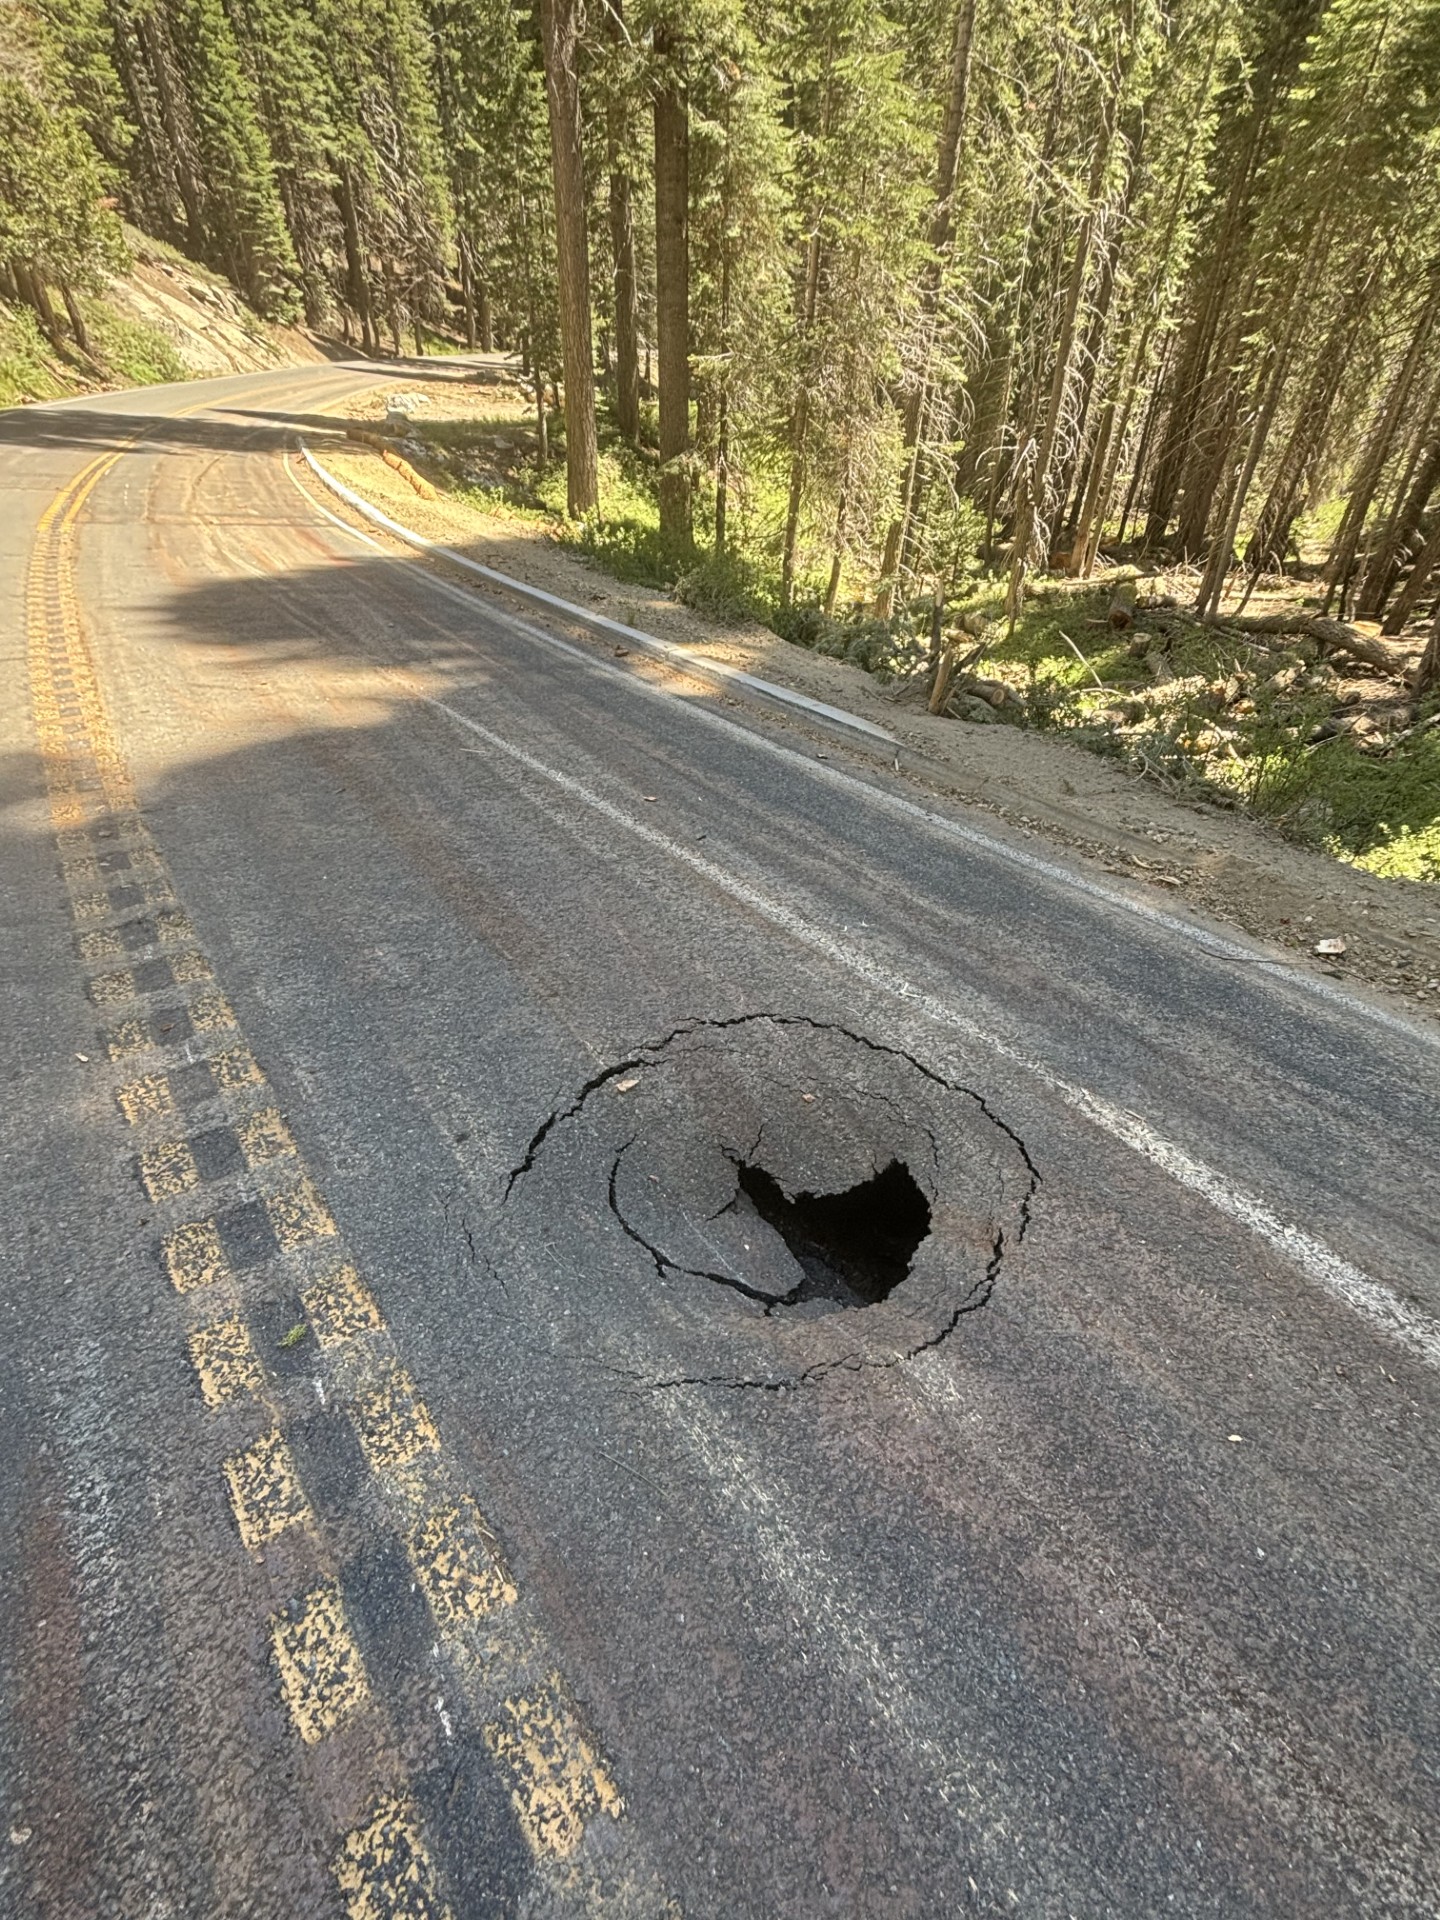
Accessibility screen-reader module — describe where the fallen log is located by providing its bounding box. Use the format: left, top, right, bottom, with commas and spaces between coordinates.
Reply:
1203, 611, 1407, 677
381, 446, 437, 499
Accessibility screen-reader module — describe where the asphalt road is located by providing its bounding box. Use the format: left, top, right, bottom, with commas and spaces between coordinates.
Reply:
2, 361, 1438, 1920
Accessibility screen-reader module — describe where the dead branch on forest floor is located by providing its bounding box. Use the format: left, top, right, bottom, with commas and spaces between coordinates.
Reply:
1200, 611, 1408, 677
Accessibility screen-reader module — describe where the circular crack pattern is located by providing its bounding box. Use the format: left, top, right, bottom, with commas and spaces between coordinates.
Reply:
497, 1017, 1037, 1388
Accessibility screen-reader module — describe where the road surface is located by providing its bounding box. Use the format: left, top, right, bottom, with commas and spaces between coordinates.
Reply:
2, 361, 1437, 1919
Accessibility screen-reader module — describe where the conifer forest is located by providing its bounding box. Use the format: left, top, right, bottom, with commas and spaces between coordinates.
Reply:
6, 5, 1440, 1909
5, 0, 1440, 714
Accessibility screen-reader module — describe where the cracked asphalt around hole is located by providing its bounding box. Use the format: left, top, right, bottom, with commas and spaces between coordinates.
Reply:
500, 1015, 1035, 1386
3, 364, 1439, 1919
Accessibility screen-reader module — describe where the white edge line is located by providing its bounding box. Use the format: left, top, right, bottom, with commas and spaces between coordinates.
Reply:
299, 438, 897, 747
280, 450, 1440, 1368
291, 445, 1436, 1054
417, 690, 1440, 1373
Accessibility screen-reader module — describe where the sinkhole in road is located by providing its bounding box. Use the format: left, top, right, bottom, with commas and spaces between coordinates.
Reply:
497, 1015, 1038, 1381
733, 1158, 931, 1309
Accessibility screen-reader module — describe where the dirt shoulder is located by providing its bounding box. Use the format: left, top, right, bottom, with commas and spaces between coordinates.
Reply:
302, 372, 1440, 1016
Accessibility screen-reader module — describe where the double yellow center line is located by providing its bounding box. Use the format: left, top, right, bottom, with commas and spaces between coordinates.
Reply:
25, 428, 647, 1916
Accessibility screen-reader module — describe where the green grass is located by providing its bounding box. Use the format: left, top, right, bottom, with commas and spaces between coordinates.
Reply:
974, 582, 1440, 882
81, 298, 186, 387
1351, 816, 1440, 882
0, 301, 68, 409
1, 287, 187, 409
401, 401, 806, 620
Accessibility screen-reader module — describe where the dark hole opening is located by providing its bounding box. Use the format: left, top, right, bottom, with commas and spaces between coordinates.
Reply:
735, 1158, 931, 1308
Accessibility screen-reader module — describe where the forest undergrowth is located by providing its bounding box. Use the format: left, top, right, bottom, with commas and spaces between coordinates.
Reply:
0, 288, 183, 407
0, 226, 314, 408
357, 380, 1440, 885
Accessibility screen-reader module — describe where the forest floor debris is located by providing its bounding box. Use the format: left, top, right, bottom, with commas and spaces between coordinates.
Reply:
309, 370, 1440, 1012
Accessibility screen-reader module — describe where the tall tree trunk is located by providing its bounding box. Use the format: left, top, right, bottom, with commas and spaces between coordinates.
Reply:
605, 0, 640, 443
539, 0, 600, 516
1184, 213, 1328, 574
1067, 397, 1116, 574
14, 260, 62, 346
823, 493, 848, 615
979, 356, 1015, 563
1117, 342, 1170, 545
875, 0, 976, 612
1413, 606, 1440, 700
1356, 392, 1440, 618
714, 219, 731, 555
60, 285, 91, 354
106, 21, 174, 242
1380, 513, 1440, 635
1142, 0, 1314, 545
653, 19, 690, 543
1077, 305, 1178, 569
986, 58, 1065, 526
1171, 281, 1255, 558
1007, 82, 1119, 617
1323, 271, 1440, 611
535, 361, 550, 465
1143, 140, 1264, 545
1196, 330, 1295, 617
714, 387, 729, 555
780, 386, 811, 610
609, 164, 640, 443
335, 167, 376, 354
954, 316, 1010, 499
1075, 15, 1220, 560
458, 233, 478, 349
135, 6, 205, 254
888, 379, 929, 593
1245, 267, 1375, 574
1052, 106, 1145, 541
386, 263, 402, 357
780, 228, 824, 607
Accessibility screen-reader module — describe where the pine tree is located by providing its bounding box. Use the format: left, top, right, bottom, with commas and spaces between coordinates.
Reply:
1, 0, 128, 347
169, 0, 299, 313
225, 0, 339, 326
428, 0, 533, 350
313, 0, 452, 348
650, 11, 690, 542
687, 5, 789, 556
538, 0, 598, 513
771, 0, 928, 607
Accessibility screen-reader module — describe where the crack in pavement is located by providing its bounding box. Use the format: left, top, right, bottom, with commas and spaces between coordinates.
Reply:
504, 1015, 1039, 1391
606, 1135, 780, 1310
600, 1207, 1019, 1395
502, 1053, 650, 1199
608, 1138, 813, 1314
439, 1183, 491, 1284
504, 1014, 1039, 1193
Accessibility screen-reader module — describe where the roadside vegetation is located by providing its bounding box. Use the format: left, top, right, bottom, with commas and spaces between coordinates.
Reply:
354, 383, 1440, 885
0, 282, 186, 408
5, 0, 1437, 877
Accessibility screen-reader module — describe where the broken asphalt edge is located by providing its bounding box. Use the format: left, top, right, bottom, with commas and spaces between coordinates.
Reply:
297, 439, 898, 753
